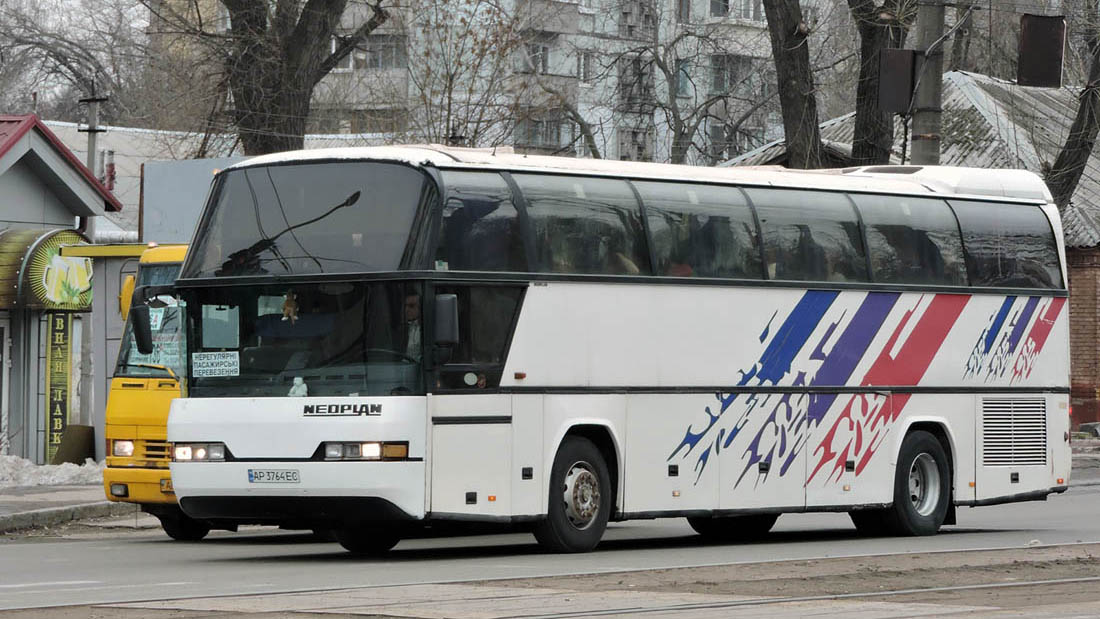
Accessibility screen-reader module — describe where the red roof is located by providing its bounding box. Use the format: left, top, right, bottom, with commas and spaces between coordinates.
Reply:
0, 114, 122, 212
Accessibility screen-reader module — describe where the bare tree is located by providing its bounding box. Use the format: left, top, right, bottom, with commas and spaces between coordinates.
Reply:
846, 0, 913, 165
145, 0, 389, 155
0, 0, 151, 122
1046, 3, 1100, 208
763, 0, 823, 168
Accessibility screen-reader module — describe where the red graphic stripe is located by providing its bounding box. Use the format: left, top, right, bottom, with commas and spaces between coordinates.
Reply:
809, 294, 969, 483
1011, 297, 1066, 382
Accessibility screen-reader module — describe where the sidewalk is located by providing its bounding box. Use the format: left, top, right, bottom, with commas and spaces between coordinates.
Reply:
3, 441, 1100, 536
0, 484, 137, 534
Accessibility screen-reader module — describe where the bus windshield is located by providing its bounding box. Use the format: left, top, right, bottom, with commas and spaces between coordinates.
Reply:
115, 263, 186, 378
186, 281, 423, 398
183, 162, 433, 278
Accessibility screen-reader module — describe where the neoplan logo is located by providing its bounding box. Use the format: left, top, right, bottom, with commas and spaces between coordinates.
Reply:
302, 403, 382, 417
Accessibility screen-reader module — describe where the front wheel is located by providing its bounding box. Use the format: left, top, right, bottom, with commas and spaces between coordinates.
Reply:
687, 513, 778, 541
158, 513, 211, 541
533, 436, 612, 553
885, 430, 951, 536
335, 527, 401, 555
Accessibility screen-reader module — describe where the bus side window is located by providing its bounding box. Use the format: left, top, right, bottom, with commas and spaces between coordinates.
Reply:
950, 200, 1062, 288
513, 174, 650, 276
746, 188, 869, 283
434, 286, 524, 390
852, 194, 967, 286
436, 171, 527, 272
633, 181, 763, 279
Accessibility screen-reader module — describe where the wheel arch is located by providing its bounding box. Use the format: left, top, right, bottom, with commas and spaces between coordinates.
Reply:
896, 417, 959, 523
551, 422, 623, 518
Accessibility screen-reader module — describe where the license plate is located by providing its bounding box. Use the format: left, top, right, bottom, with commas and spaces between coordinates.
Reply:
160, 478, 174, 493
248, 469, 300, 484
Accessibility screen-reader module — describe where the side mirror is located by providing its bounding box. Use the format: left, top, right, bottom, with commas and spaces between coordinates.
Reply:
119, 274, 135, 320
131, 305, 154, 355
434, 294, 459, 345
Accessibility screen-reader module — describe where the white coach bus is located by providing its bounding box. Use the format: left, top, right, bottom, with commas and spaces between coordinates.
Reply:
152, 146, 1070, 554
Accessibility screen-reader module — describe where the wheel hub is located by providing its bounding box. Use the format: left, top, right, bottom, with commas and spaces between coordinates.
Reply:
562, 461, 600, 529
908, 452, 941, 517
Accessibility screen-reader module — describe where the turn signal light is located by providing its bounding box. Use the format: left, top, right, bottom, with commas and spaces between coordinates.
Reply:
322, 441, 410, 461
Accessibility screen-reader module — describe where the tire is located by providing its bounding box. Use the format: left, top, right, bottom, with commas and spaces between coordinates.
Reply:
687, 513, 778, 541
335, 527, 401, 555
848, 509, 889, 536
884, 430, 951, 536
159, 513, 211, 541
533, 436, 612, 553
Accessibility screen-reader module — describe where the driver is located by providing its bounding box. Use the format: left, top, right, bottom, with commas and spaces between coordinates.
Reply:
403, 292, 421, 361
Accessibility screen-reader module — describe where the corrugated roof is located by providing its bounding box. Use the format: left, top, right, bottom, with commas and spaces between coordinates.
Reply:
723, 71, 1100, 248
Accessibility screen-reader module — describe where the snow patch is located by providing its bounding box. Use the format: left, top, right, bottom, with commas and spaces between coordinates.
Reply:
0, 455, 104, 487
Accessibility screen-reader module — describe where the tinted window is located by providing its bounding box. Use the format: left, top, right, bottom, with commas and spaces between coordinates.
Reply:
184, 162, 429, 278
851, 194, 967, 286
634, 181, 762, 279
514, 174, 650, 275
950, 200, 1062, 288
434, 285, 524, 390
436, 171, 527, 272
747, 188, 868, 282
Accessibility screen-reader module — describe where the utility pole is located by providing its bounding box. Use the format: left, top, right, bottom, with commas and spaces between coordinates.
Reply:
76, 92, 107, 430
911, 0, 946, 165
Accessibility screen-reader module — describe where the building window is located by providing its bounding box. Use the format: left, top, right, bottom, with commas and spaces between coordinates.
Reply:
738, 0, 763, 20
676, 59, 691, 97
351, 109, 408, 134
619, 57, 655, 111
354, 35, 407, 70
515, 112, 563, 148
524, 42, 551, 74
331, 37, 353, 71
620, 0, 656, 38
577, 52, 594, 82
618, 126, 655, 161
677, 0, 691, 22
710, 0, 729, 17
711, 54, 751, 93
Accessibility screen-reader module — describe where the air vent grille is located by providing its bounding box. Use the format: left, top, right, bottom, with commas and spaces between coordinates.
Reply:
982, 398, 1047, 466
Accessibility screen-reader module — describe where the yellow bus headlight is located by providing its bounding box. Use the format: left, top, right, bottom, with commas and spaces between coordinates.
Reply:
112, 440, 135, 457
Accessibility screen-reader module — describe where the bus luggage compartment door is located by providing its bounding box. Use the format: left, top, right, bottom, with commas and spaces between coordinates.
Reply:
429, 394, 512, 518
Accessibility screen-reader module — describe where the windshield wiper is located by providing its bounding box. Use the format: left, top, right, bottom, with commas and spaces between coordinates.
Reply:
216, 190, 361, 276
119, 363, 178, 379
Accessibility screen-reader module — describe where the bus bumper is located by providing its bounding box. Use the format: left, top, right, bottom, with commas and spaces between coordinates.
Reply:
103, 466, 176, 505
171, 461, 426, 525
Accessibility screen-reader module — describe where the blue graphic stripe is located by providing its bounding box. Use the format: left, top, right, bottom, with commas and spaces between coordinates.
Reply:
984, 297, 1016, 354
1007, 296, 1039, 354
668, 290, 838, 464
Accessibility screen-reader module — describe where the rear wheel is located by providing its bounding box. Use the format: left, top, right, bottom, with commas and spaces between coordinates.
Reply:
335, 527, 401, 555
158, 513, 211, 541
884, 430, 951, 536
533, 436, 612, 553
687, 513, 778, 541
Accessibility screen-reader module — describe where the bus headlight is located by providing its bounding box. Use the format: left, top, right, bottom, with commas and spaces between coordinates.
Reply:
112, 440, 135, 457
321, 441, 407, 461
174, 442, 227, 461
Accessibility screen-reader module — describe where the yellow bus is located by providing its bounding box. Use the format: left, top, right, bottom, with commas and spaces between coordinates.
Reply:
102, 244, 210, 540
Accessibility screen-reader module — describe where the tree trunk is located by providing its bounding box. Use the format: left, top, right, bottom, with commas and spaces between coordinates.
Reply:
948, 1, 973, 71
847, 0, 908, 165
1046, 32, 1100, 208
762, 0, 823, 169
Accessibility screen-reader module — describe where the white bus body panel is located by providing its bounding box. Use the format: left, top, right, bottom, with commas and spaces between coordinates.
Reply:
503, 283, 1069, 514
169, 396, 427, 519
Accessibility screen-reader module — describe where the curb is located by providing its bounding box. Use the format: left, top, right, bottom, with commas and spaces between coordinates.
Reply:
0, 501, 139, 534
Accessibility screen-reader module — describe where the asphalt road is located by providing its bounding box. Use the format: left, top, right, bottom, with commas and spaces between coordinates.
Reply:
2, 484, 1099, 611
